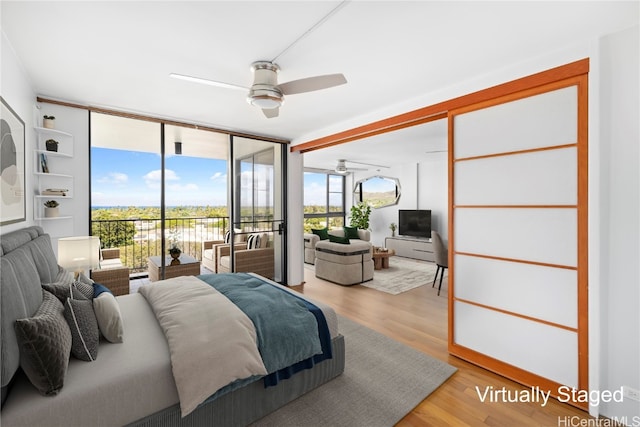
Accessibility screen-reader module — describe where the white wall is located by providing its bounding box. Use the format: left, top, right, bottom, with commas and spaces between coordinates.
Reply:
417, 153, 448, 240
1, 33, 89, 246
1, 31, 36, 235
287, 150, 305, 285
345, 152, 448, 249
598, 25, 640, 421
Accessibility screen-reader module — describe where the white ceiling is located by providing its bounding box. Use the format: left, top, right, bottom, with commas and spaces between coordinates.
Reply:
303, 118, 448, 173
2, 1, 637, 169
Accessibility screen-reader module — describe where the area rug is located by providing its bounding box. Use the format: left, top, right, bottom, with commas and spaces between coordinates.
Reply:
364, 257, 447, 295
305, 257, 447, 295
251, 315, 457, 427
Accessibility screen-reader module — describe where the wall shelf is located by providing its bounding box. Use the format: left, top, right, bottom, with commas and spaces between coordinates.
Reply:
34, 127, 73, 138
35, 149, 72, 159
35, 172, 73, 179
34, 216, 73, 221
35, 195, 73, 199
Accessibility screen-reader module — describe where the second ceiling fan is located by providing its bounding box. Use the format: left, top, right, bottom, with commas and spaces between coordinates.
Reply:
334, 159, 390, 174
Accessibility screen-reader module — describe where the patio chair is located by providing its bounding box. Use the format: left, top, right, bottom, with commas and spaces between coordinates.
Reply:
91, 248, 130, 296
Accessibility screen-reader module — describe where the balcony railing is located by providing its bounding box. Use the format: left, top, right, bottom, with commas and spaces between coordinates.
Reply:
91, 216, 277, 276
91, 217, 229, 275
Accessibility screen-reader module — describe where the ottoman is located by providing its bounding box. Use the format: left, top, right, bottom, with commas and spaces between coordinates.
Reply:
314, 240, 374, 286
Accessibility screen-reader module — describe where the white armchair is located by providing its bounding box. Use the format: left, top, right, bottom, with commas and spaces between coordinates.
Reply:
303, 228, 370, 264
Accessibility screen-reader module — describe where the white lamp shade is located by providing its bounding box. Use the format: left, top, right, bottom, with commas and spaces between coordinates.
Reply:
58, 236, 101, 271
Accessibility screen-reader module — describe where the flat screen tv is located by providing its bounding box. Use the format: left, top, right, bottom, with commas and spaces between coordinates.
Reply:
398, 209, 431, 238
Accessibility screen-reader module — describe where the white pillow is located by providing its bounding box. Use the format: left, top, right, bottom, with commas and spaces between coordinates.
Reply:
93, 292, 124, 343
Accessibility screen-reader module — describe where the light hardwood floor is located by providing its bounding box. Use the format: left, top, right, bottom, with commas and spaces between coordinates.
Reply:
293, 264, 593, 427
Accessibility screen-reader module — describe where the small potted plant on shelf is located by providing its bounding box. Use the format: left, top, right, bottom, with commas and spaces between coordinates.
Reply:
389, 222, 397, 237
43, 115, 55, 129
45, 139, 59, 152
43, 200, 59, 218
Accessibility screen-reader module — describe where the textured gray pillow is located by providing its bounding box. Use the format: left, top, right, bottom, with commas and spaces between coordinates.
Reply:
64, 294, 99, 362
73, 279, 95, 300
43, 278, 94, 303
14, 290, 72, 396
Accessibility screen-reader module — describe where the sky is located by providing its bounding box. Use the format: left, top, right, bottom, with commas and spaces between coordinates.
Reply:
91, 147, 228, 207
91, 148, 344, 208
303, 172, 344, 206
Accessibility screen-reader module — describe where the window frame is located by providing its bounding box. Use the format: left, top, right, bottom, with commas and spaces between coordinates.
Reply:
303, 171, 346, 231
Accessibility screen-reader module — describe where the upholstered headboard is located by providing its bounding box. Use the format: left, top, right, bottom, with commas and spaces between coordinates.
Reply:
0, 226, 59, 405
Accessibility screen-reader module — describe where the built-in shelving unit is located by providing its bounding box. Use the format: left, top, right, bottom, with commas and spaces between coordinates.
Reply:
33, 127, 74, 227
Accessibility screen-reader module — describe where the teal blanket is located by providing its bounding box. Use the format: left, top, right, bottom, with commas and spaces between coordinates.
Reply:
198, 273, 322, 375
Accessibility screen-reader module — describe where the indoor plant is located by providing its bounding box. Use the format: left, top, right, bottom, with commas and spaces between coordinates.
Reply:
389, 222, 397, 237
43, 115, 55, 129
43, 200, 59, 218
349, 202, 371, 230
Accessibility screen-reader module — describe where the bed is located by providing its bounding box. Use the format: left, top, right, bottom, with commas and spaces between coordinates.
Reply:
0, 226, 345, 426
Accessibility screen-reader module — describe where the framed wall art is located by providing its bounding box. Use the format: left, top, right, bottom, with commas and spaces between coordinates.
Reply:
1, 96, 26, 225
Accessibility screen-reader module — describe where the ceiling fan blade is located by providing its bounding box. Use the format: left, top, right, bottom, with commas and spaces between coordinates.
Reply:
278, 73, 347, 95
347, 160, 390, 169
262, 107, 279, 119
169, 73, 248, 91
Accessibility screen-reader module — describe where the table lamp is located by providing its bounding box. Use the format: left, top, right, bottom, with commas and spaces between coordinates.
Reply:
57, 236, 100, 278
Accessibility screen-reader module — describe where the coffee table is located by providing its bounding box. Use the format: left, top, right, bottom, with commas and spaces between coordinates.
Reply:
148, 254, 201, 282
372, 249, 396, 270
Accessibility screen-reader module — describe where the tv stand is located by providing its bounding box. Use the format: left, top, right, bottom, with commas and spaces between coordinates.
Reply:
385, 236, 434, 262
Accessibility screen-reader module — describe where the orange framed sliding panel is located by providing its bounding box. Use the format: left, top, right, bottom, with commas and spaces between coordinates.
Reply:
448, 70, 589, 410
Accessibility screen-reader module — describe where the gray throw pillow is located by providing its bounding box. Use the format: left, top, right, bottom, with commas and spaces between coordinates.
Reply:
14, 290, 72, 396
43, 278, 94, 303
73, 278, 95, 300
64, 294, 99, 362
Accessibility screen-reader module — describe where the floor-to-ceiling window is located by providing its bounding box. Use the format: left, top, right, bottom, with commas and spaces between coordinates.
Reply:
90, 113, 163, 275
303, 171, 345, 232
90, 113, 287, 283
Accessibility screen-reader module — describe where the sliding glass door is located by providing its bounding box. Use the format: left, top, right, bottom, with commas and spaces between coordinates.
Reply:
230, 137, 286, 283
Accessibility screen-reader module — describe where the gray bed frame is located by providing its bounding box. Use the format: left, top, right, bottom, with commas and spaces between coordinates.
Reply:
1, 226, 345, 426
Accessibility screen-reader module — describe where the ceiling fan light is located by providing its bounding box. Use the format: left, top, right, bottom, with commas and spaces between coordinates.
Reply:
249, 95, 282, 109
335, 160, 348, 173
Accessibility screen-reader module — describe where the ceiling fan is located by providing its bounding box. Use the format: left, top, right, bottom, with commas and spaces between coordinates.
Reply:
170, 2, 350, 119
334, 159, 389, 174
170, 63, 346, 119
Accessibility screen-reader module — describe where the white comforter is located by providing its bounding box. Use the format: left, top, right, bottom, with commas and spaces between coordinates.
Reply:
138, 276, 268, 416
